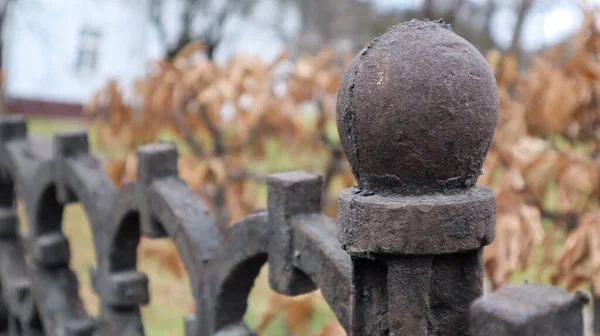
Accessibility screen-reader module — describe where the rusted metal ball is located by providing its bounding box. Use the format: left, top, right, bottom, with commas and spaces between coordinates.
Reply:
336, 19, 499, 195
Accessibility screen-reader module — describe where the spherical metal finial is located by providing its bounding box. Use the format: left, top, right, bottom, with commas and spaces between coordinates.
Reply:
336, 19, 499, 195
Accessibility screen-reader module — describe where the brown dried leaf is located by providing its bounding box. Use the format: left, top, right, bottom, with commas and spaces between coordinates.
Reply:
286, 295, 316, 336
318, 320, 346, 336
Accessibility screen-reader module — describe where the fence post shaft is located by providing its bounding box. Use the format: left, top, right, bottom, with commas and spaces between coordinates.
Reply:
335, 19, 499, 335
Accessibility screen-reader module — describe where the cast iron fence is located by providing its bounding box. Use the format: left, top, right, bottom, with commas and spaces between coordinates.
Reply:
0, 19, 592, 336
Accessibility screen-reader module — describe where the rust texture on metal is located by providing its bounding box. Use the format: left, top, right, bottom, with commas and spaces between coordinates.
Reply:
0, 19, 590, 336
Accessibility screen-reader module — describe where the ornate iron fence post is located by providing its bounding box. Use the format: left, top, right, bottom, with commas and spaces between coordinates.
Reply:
335, 19, 499, 335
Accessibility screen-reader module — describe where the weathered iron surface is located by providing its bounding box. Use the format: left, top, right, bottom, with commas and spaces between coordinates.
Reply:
0, 18, 590, 336
336, 17, 499, 336
336, 19, 498, 196
26, 129, 112, 336
470, 284, 589, 336
0, 116, 51, 335
337, 186, 496, 255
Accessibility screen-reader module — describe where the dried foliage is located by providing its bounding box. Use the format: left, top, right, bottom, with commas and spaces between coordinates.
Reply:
483, 11, 600, 292
257, 292, 320, 335
86, 44, 352, 226
86, 44, 353, 335
86, 12, 600, 334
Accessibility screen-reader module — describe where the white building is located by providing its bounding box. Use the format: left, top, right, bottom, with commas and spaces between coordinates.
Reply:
3, 0, 154, 117
2, 0, 581, 118
1, 0, 299, 117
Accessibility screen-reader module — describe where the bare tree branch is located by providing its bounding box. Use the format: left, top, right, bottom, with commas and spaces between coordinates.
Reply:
444, 0, 469, 24
149, 0, 168, 51
197, 106, 225, 155
166, 0, 195, 59
509, 0, 534, 54
153, 0, 263, 60
171, 110, 206, 158
423, 0, 435, 19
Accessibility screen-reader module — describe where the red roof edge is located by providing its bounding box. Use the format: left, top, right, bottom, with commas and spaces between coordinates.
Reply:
6, 98, 84, 118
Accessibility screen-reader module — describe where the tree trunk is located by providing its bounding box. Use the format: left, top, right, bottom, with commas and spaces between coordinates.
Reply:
166, 34, 191, 60
508, 0, 532, 55
423, 0, 435, 19
165, 0, 194, 60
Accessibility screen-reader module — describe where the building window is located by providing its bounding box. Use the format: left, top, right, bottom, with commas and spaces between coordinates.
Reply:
75, 27, 101, 74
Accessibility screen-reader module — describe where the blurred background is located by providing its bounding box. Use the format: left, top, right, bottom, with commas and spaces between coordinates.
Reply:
2, 0, 600, 335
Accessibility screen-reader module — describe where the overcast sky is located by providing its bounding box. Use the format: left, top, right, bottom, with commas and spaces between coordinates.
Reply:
210, 0, 598, 64
373, 0, 594, 51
